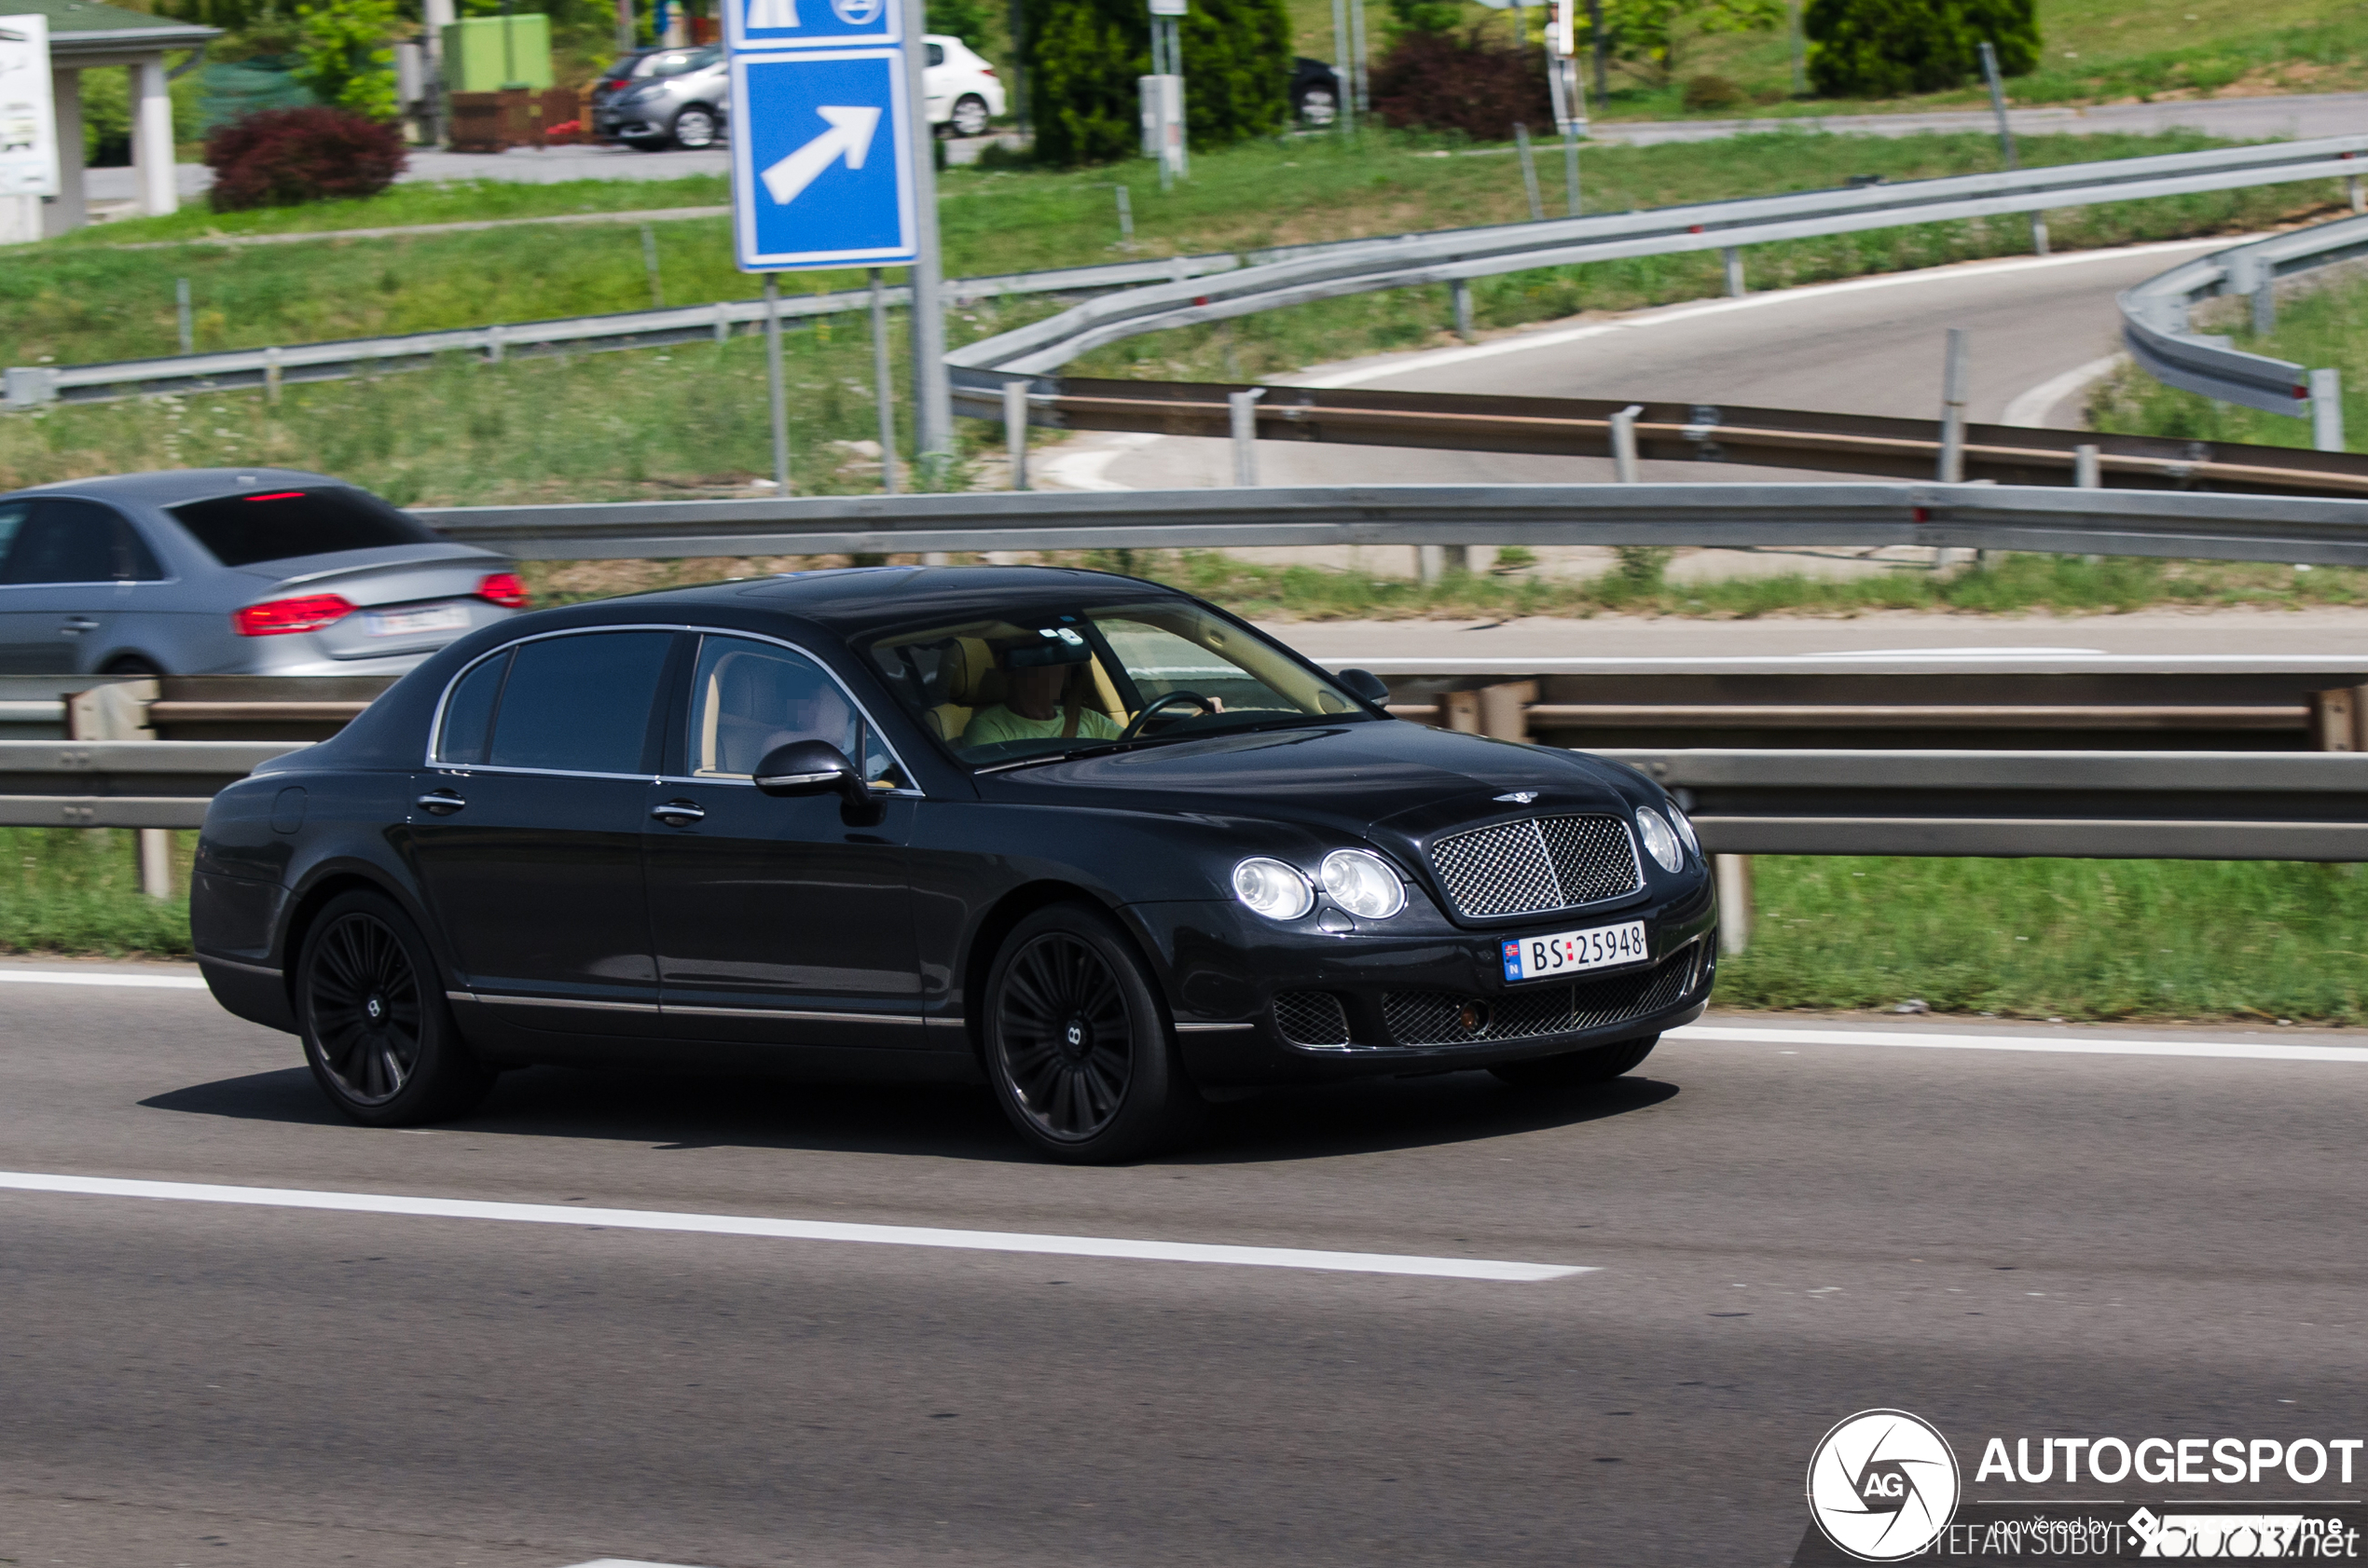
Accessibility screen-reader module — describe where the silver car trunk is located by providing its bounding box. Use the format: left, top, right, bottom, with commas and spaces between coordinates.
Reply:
238, 544, 518, 661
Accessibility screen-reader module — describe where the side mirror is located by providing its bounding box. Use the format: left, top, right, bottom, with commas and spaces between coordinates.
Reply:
753, 739, 881, 822
1337, 667, 1390, 708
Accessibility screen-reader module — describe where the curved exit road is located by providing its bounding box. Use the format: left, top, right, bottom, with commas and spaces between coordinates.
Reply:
5, 964, 2364, 1567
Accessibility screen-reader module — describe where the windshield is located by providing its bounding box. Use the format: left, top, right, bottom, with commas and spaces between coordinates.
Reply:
865, 599, 1370, 768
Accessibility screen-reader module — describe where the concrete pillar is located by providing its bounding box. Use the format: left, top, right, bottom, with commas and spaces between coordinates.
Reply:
42, 66, 85, 237
1715, 853, 1753, 955
1476, 681, 1535, 742
0, 196, 38, 244
132, 56, 177, 218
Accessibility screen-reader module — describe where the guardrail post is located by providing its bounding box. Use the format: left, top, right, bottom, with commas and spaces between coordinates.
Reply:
263, 347, 282, 406
1440, 690, 1480, 732
1936, 328, 1969, 483
4, 366, 58, 408
1611, 403, 1643, 482
2312, 687, 2361, 751
713, 301, 732, 344
485, 323, 504, 365
1514, 123, 1543, 222
1715, 854, 1753, 956
2311, 368, 2346, 453
1477, 681, 1535, 742
1722, 248, 1745, 298
175, 277, 193, 356
1004, 378, 1032, 491
2251, 278, 2276, 336
2073, 443, 2101, 488
1452, 279, 1475, 343
1228, 387, 1264, 486
139, 829, 173, 900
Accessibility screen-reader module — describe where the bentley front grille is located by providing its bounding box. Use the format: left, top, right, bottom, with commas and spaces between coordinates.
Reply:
1427, 814, 1642, 918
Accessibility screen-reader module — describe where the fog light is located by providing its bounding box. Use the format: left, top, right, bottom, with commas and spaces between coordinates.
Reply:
1457, 998, 1492, 1036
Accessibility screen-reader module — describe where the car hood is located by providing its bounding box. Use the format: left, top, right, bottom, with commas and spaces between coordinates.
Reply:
982, 720, 1644, 840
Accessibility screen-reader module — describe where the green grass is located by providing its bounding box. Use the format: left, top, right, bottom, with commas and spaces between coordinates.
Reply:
1719, 857, 2368, 1024
3, 126, 2336, 371
4, 830, 2357, 1025
50, 174, 735, 249
2090, 261, 2368, 454
0, 830, 196, 957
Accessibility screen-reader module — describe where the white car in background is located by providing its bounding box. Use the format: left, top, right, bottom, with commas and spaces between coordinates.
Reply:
923, 34, 1004, 138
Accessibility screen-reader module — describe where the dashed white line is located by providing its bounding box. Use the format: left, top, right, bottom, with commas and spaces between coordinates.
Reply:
0, 1172, 1590, 1282
0, 968, 207, 989
1668, 1024, 2368, 1064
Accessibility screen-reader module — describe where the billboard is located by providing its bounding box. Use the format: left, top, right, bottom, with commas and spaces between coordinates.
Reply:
0, 12, 57, 199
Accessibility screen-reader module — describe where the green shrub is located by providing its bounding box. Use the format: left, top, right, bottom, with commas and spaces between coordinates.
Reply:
1681, 72, 1746, 108
1805, 0, 2036, 98
1019, 0, 1288, 166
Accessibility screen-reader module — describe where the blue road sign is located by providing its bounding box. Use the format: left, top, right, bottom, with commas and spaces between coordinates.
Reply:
726, 0, 898, 54
729, 49, 916, 271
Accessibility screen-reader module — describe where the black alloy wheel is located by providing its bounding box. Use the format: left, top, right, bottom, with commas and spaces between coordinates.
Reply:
1488, 1034, 1659, 1089
297, 889, 493, 1126
671, 105, 721, 149
984, 903, 1198, 1162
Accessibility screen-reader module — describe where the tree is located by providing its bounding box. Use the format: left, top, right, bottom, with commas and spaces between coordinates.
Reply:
292, 0, 398, 118
926, 0, 997, 46
1019, 0, 1287, 166
1805, 0, 2036, 97
1577, 0, 1783, 86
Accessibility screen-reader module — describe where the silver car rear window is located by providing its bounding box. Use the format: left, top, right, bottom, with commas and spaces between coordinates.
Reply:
168, 487, 438, 568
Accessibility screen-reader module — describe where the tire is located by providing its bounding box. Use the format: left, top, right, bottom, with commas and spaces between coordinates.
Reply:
1488, 1034, 1659, 1090
670, 105, 721, 149
296, 889, 494, 1127
102, 654, 163, 677
948, 93, 990, 138
983, 902, 1200, 1163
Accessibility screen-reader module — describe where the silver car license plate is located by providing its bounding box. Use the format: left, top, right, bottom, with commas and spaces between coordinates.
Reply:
1501, 919, 1648, 983
365, 604, 471, 638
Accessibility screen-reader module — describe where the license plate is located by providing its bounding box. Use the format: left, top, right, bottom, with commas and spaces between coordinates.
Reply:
1502, 920, 1649, 983
365, 604, 471, 638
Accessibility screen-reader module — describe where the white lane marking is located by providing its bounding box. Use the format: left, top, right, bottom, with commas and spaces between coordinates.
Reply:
564, 1561, 717, 1568
1038, 429, 1159, 491
1999, 351, 2127, 427
0, 1172, 1590, 1282
0, 968, 206, 989
1669, 1024, 2368, 1064
1292, 237, 2230, 391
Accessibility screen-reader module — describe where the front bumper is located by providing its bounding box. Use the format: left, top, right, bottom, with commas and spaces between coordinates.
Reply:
1130, 874, 1717, 1086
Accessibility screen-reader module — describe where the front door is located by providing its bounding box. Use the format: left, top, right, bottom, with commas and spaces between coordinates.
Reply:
406, 626, 681, 1035
0, 498, 155, 674
645, 632, 924, 1050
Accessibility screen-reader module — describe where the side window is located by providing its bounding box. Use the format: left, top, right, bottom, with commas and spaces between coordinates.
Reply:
687, 636, 894, 783
435, 650, 510, 764
0, 499, 136, 585
486, 631, 674, 775
926, 42, 945, 65
0, 502, 27, 571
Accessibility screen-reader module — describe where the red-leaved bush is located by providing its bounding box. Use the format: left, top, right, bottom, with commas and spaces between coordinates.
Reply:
204, 107, 408, 212
1368, 31, 1552, 142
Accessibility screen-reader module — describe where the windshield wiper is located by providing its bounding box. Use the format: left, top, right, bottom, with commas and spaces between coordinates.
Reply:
971, 713, 1358, 774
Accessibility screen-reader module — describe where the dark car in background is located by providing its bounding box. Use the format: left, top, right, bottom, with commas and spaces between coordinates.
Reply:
1292, 57, 1342, 125
0, 468, 527, 676
192, 566, 1716, 1162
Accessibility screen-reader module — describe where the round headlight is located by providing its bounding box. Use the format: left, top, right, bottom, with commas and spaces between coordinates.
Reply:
1635, 807, 1683, 873
1320, 848, 1406, 920
1232, 857, 1314, 920
1666, 799, 1700, 858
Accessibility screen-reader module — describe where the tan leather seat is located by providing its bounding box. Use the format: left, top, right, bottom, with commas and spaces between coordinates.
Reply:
924, 637, 999, 743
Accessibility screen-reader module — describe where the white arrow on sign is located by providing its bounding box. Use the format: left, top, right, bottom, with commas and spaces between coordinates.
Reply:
760, 104, 882, 207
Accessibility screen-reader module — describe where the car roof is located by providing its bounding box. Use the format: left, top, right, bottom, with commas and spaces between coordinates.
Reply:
3, 466, 350, 512
582, 564, 1188, 638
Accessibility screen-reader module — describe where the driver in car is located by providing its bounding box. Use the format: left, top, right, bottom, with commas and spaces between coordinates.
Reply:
961, 645, 1123, 750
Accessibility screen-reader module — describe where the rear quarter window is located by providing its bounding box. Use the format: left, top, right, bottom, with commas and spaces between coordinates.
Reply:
169, 488, 438, 569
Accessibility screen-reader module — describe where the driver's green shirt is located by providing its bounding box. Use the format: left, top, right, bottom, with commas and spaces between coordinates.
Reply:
961, 703, 1123, 750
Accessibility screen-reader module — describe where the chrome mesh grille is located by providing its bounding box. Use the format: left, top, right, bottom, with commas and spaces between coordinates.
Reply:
1273, 990, 1351, 1047
1383, 944, 1700, 1048
1428, 814, 1641, 918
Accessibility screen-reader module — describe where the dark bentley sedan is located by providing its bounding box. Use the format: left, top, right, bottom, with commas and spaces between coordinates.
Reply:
193, 566, 1717, 1162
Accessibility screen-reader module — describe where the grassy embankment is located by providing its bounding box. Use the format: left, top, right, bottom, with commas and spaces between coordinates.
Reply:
10, 830, 2361, 1025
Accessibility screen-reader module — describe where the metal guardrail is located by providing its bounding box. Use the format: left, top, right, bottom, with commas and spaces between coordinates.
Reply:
951, 136, 2368, 384
0, 741, 306, 828
2118, 212, 2368, 418
1604, 749, 2368, 860
1026, 378, 2368, 498
415, 480, 2368, 569
10, 737, 2362, 859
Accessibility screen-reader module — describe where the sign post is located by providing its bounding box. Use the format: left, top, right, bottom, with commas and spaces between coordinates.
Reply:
0, 15, 59, 247
1545, 0, 1584, 215
724, 0, 948, 490
1140, 0, 1186, 190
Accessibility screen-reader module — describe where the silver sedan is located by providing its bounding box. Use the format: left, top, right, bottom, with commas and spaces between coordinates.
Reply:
0, 468, 527, 676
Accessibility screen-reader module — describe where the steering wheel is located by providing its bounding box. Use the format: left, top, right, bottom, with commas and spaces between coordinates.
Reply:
1118, 689, 1215, 742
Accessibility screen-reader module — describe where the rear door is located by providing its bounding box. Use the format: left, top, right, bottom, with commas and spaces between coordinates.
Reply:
406, 626, 681, 1034
644, 632, 925, 1050
0, 498, 161, 674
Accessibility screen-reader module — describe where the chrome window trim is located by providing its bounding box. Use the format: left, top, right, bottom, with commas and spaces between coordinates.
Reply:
425, 622, 924, 798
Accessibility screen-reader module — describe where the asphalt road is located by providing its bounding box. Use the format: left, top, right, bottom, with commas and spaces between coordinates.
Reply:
1061, 240, 2225, 492
6, 965, 2364, 1568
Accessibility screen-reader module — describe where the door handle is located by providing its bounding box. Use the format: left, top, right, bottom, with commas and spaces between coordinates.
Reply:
61, 617, 100, 632
651, 799, 706, 825
415, 791, 466, 816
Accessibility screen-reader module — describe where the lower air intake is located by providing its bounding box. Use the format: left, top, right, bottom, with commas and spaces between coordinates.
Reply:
1383, 944, 1700, 1048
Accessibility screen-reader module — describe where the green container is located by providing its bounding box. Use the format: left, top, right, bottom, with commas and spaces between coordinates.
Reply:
440, 14, 553, 92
